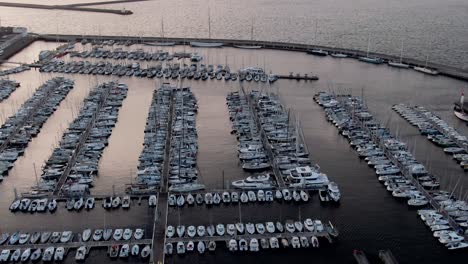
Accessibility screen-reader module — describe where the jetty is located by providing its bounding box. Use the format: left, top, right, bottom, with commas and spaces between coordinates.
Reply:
0, 238, 152, 251
0, 2, 133, 15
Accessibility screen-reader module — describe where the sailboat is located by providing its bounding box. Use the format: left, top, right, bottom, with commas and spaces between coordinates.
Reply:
190, 10, 223, 48
359, 33, 383, 64
234, 18, 262, 49
307, 21, 328, 56
454, 90, 468, 122
388, 39, 409, 68
414, 55, 439, 75
145, 17, 176, 46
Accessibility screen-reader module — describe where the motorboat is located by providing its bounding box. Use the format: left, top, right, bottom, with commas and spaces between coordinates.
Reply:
148, 195, 157, 207
281, 238, 289, 248
231, 174, 275, 189
204, 193, 213, 205
231, 192, 239, 202
255, 223, 266, 234
228, 239, 238, 251
276, 222, 284, 233
208, 241, 217, 251
216, 224, 225, 236
42, 247, 54, 262
266, 222, 275, 233
141, 245, 151, 258
270, 237, 280, 248
291, 236, 301, 248
113, 229, 123, 240
197, 241, 206, 254
134, 228, 144, 240
294, 221, 304, 232
60, 231, 73, 243
247, 191, 257, 202
30, 248, 42, 261
112, 196, 121, 208
103, 229, 113, 241
186, 241, 194, 252
314, 220, 324, 232
108, 245, 119, 258
176, 225, 185, 238
187, 225, 196, 237
166, 226, 175, 238
10, 249, 20, 262
236, 222, 245, 234
226, 224, 236, 236
0, 234, 8, 245
176, 242, 185, 254
304, 218, 315, 232
131, 244, 140, 256
54, 247, 65, 261
123, 228, 133, 240
246, 223, 255, 234
82, 229, 91, 242
300, 190, 309, 202
446, 242, 468, 250
240, 192, 248, 203
119, 244, 129, 258
9, 232, 20, 245
196, 193, 204, 204
300, 236, 310, 247
50, 232, 61, 243
249, 238, 260, 252
285, 220, 296, 233
40, 232, 51, 244
122, 195, 130, 208
206, 225, 215, 236
327, 182, 341, 202
176, 195, 185, 207
18, 233, 30, 244
213, 193, 221, 204
75, 246, 87, 261
21, 248, 31, 262
30, 231, 41, 244
239, 239, 248, 251
311, 236, 319, 247
93, 229, 103, 241
186, 193, 195, 205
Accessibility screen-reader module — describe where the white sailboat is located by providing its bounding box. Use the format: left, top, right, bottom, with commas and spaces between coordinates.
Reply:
359, 33, 383, 64
454, 90, 468, 121
388, 39, 409, 68
190, 10, 223, 48
414, 54, 439, 75
234, 18, 262, 49
145, 17, 176, 46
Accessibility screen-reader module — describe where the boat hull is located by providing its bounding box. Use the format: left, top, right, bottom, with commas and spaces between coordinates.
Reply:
454, 110, 468, 122
234, 45, 262, 49
190, 42, 223, 48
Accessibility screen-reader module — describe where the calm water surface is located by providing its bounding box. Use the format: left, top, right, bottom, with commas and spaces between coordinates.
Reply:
1, 0, 468, 68
0, 40, 467, 263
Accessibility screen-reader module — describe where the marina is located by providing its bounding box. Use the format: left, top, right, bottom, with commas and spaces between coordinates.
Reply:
0, 4, 467, 261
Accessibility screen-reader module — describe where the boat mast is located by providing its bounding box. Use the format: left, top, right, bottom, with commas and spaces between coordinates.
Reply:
425, 54, 429, 68
250, 17, 254, 41
366, 32, 371, 58
399, 39, 404, 63
208, 9, 211, 39
161, 17, 165, 39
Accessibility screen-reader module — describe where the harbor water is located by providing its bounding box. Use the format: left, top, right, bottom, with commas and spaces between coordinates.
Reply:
0, 39, 467, 263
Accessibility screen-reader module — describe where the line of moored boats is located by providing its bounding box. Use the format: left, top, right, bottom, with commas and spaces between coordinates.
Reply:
0, 65, 30, 77
165, 218, 338, 254
0, 228, 150, 262
0, 79, 20, 103
167, 188, 310, 207
315, 92, 468, 249
393, 104, 468, 169
130, 84, 172, 193
0, 78, 74, 182
33, 82, 127, 196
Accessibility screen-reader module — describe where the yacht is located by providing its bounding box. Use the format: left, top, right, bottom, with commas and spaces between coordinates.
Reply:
311, 236, 319, 247
42, 247, 54, 262
30, 232, 41, 244
197, 226, 206, 237
93, 229, 103, 241
246, 223, 255, 234
307, 49, 328, 56
232, 174, 275, 189
287, 166, 329, 188
270, 237, 280, 248
169, 183, 205, 192
148, 195, 157, 207
186, 241, 195, 252
113, 229, 123, 241
123, 229, 132, 240
187, 226, 196, 237
414, 66, 439, 75
446, 242, 468, 250
134, 228, 144, 240
266, 222, 275, 233
216, 224, 225, 236
30, 249, 41, 261
327, 182, 341, 202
